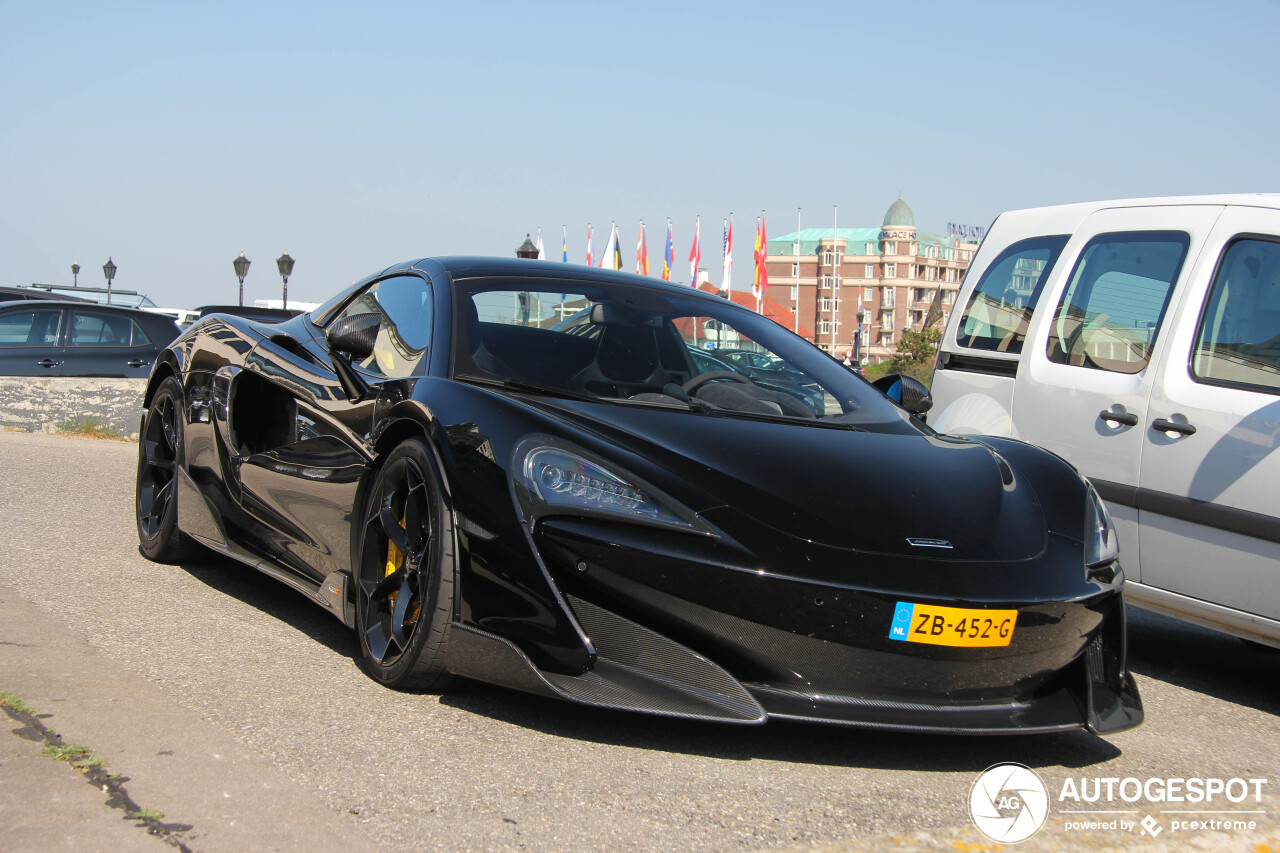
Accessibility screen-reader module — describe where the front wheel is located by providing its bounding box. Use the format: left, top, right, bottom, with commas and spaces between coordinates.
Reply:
355, 438, 456, 691
136, 375, 202, 563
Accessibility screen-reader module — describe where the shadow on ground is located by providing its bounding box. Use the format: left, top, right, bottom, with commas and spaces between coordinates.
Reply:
1126, 605, 1280, 717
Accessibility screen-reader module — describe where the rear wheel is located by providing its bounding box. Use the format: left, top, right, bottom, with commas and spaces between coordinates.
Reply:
355, 438, 455, 691
136, 376, 201, 563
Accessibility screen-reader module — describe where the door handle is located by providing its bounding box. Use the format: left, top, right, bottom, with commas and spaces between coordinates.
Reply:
36, 359, 61, 368
1098, 409, 1138, 427
127, 359, 150, 368
1152, 417, 1197, 436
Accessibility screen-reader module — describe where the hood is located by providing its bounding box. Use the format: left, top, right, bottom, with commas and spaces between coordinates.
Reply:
529, 399, 1047, 562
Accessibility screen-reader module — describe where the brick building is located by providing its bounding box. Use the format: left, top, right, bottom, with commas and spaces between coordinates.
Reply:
765, 199, 979, 363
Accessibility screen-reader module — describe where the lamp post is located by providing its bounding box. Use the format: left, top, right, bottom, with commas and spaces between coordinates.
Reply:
853, 309, 866, 367
233, 252, 251, 307
515, 234, 538, 259
71, 262, 80, 288
102, 257, 117, 305
276, 251, 295, 310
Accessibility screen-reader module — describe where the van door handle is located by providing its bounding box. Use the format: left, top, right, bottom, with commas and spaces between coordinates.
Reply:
1098, 409, 1138, 427
36, 359, 61, 368
1152, 417, 1197, 436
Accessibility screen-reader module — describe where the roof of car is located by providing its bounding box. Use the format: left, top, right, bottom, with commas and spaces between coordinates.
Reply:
1001, 193, 1280, 218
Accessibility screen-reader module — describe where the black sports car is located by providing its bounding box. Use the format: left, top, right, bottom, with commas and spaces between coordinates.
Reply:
135, 257, 1142, 735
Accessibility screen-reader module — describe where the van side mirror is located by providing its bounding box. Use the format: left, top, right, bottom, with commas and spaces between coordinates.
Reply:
873, 373, 933, 416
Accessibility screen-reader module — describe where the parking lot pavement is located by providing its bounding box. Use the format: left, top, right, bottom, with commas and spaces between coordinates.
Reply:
0, 429, 1277, 852
0, 590, 378, 853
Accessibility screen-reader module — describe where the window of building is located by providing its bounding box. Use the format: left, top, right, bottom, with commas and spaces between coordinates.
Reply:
885, 263, 897, 278
820, 319, 831, 334
864, 285, 874, 301
821, 275, 832, 289
884, 241, 897, 255
866, 242, 875, 254
790, 263, 799, 277
1046, 231, 1190, 374
822, 250, 832, 265
865, 264, 875, 278
790, 285, 799, 300
882, 288, 895, 308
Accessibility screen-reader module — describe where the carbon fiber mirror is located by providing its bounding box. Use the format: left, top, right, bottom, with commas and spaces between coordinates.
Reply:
326, 313, 380, 360
872, 373, 933, 416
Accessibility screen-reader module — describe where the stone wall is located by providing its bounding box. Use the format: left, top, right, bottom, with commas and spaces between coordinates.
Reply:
0, 377, 146, 438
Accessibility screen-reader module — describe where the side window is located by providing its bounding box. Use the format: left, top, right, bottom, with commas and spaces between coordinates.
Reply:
1192, 238, 1280, 393
329, 275, 432, 378
1046, 231, 1190, 374
957, 236, 1068, 353
69, 311, 138, 346
0, 308, 62, 346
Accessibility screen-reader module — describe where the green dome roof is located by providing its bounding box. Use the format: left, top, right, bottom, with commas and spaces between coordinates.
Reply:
883, 198, 915, 228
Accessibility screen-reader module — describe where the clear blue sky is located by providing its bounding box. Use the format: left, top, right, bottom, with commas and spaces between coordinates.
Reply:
3, 1, 1278, 308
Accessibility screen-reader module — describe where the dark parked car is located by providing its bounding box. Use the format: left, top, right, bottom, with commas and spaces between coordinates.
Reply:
134, 257, 1141, 735
196, 305, 304, 323
0, 300, 181, 377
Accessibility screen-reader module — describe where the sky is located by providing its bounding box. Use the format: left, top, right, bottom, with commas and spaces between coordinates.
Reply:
3, 1, 1279, 309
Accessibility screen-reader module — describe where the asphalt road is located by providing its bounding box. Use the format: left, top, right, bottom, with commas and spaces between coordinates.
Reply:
1, 430, 1277, 852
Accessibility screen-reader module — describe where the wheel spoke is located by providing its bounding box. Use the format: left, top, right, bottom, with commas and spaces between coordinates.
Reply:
364, 622, 390, 662
144, 439, 175, 469
159, 399, 177, 452
151, 477, 174, 521
370, 567, 405, 601
403, 487, 425, 553
379, 503, 409, 552
389, 575, 417, 648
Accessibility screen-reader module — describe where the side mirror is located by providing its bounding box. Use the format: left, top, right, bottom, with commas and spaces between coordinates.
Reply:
326, 313, 381, 360
872, 373, 933, 416
325, 314, 380, 402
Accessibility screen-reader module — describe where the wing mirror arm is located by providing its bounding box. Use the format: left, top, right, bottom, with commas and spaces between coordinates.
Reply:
325, 314, 381, 402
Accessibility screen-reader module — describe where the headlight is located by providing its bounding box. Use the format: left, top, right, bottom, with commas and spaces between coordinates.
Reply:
1084, 481, 1119, 567
511, 436, 708, 533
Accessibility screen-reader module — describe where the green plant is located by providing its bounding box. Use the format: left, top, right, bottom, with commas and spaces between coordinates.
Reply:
55, 415, 126, 440
41, 743, 91, 762
0, 690, 35, 715
130, 806, 165, 821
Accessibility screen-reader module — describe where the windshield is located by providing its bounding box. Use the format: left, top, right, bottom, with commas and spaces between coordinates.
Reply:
451, 276, 910, 429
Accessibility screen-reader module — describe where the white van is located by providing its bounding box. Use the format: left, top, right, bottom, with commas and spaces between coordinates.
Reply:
929, 194, 1280, 649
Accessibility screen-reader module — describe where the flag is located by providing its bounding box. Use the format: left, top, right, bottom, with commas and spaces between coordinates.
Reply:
561, 226, 568, 263
688, 217, 701, 286
600, 223, 621, 270
753, 214, 769, 302
721, 215, 733, 292
662, 219, 674, 281
636, 222, 649, 275
923, 285, 945, 330
586, 224, 593, 267
535, 228, 545, 260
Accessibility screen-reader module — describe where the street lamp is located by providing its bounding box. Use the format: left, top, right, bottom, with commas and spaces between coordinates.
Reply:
515, 234, 538, 259
233, 252, 251, 307
276, 251, 295, 309
102, 257, 117, 305
71, 262, 80, 288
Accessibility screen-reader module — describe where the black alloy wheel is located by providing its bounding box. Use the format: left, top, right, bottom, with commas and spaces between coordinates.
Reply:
136, 375, 200, 563
355, 438, 455, 690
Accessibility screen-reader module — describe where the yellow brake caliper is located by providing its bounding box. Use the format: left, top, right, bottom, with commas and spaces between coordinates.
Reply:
385, 515, 404, 603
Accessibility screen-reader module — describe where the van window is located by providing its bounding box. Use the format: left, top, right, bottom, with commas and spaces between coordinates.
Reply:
1046, 231, 1190, 374
957, 236, 1067, 353
1193, 238, 1280, 394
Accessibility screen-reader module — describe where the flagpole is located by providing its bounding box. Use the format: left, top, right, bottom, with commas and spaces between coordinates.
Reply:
794, 207, 801, 335
831, 205, 838, 354
755, 213, 762, 315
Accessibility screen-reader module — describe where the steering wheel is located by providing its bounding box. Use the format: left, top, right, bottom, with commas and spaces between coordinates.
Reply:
682, 370, 753, 396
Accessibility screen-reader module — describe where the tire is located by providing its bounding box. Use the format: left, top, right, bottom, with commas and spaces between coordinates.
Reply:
136, 375, 202, 563
354, 438, 456, 691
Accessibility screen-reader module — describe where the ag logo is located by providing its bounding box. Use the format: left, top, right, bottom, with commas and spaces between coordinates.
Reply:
969, 763, 1049, 843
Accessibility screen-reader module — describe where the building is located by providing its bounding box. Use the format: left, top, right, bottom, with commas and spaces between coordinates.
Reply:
765, 199, 979, 363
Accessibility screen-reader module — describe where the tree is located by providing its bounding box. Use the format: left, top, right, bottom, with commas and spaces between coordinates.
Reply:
885, 326, 942, 385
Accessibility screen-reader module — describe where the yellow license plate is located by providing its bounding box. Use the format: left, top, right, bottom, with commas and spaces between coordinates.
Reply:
888, 601, 1017, 647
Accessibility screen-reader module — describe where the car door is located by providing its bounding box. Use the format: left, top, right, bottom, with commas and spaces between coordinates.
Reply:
0, 305, 65, 376
1012, 204, 1223, 581
1136, 206, 1280, 626
233, 274, 434, 583
60, 308, 158, 377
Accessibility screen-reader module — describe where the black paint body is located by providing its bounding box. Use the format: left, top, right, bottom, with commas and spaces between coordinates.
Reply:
144, 257, 1142, 735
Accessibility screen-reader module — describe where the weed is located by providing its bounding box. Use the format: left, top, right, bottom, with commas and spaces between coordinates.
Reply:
130, 806, 165, 821
73, 755, 108, 770
55, 415, 126, 440
0, 690, 35, 715
41, 743, 91, 761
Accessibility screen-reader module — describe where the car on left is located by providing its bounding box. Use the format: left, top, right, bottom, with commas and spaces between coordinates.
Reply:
0, 300, 181, 377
